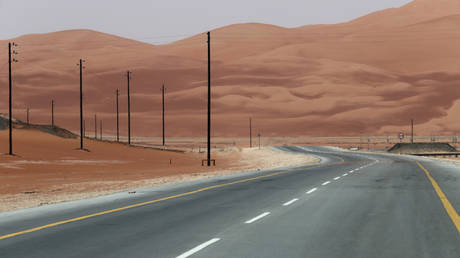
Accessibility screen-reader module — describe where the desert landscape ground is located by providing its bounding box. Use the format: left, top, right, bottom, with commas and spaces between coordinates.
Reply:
0, 123, 318, 212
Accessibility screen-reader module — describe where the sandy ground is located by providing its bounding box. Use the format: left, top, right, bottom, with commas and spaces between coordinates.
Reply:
0, 130, 318, 212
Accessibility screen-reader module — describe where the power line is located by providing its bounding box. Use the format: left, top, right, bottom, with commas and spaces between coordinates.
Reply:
10, 27, 460, 46
13, 32, 198, 47
9, 27, 460, 48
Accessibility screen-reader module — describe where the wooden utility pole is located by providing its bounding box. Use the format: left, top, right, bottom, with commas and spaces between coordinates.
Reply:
127, 71, 132, 145
100, 120, 102, 140
79, 59, 85, 150
207, 31, 211, 166
51, 100, 54, 128
26, 106, 29, 126
116, 88, 119, 142
162, 84, 165, 146
258, 132, 261, 150
94, 114, 97, 139
411, 119, 414, 143
249, 118, 252, 148
8, 42, 18, 155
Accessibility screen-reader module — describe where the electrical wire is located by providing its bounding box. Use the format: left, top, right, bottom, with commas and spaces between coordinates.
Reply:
1, 25, 460, 76
4, 25, 460, 50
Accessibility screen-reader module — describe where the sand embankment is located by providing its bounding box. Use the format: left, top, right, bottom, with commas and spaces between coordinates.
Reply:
0, 130, 317, 212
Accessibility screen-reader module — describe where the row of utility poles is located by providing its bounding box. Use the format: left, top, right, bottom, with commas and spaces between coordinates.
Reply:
3, 32, 420, 164
7, 51, 168, 155
77, 65, 167, 150
18, 100, 58, 128
7, 32, 215, 167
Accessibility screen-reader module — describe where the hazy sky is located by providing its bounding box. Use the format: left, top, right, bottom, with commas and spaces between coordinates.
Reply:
0, 0, 412, 44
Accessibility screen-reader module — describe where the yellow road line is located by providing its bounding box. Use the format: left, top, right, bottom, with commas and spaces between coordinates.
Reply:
1, 163, 331, 240
416, 162, 460, 234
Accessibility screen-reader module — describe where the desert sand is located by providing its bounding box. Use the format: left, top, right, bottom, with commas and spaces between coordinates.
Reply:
1, 0, 460, 138
0, 129, 318, 212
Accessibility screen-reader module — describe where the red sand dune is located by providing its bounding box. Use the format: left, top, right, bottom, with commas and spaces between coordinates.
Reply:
1, 0, 460, 137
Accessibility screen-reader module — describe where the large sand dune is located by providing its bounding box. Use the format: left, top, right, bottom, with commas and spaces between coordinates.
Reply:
1, 0, 460, 137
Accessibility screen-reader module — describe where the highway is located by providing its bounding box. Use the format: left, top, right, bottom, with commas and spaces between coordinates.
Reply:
0, 146, 459, 258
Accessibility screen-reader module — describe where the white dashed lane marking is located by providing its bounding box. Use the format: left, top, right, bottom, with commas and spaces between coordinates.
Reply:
306, 188, 318, 194
245, 212, 271, 224
176, 238, 221, 258
283, 198, 299, 206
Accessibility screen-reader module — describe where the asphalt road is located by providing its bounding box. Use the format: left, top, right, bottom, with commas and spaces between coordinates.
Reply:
0, 146, 459, 258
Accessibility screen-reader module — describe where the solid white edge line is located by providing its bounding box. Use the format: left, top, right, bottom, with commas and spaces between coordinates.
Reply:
334, 177, 341, 180
343, 173, 348, 176
176, 238, 221, 258
283, 198, 299, 206
322, 181, 331, 186
245, 212, 271, 224
306, 188, 318, 194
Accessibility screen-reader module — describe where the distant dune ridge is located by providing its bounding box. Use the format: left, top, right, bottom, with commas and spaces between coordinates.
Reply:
2, 0, 460, 137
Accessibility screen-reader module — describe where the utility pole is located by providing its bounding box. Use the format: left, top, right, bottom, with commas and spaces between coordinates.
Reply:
51, 100, 54, 128
26, 106, 29, 126
127, 71, 132, 145
258, 132, 261, 150
162, 84, 165, 146
411, 119, 414, 143
8, 42, 18, 155
100, 120, 102, 140
207, 31, 212, 166
94, 114, 97, 139
249, 118, 252, 148
78, 59, 85, 150
116, 89, 120, 142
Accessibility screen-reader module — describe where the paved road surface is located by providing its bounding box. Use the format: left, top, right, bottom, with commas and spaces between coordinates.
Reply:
0, 146, 459, 257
